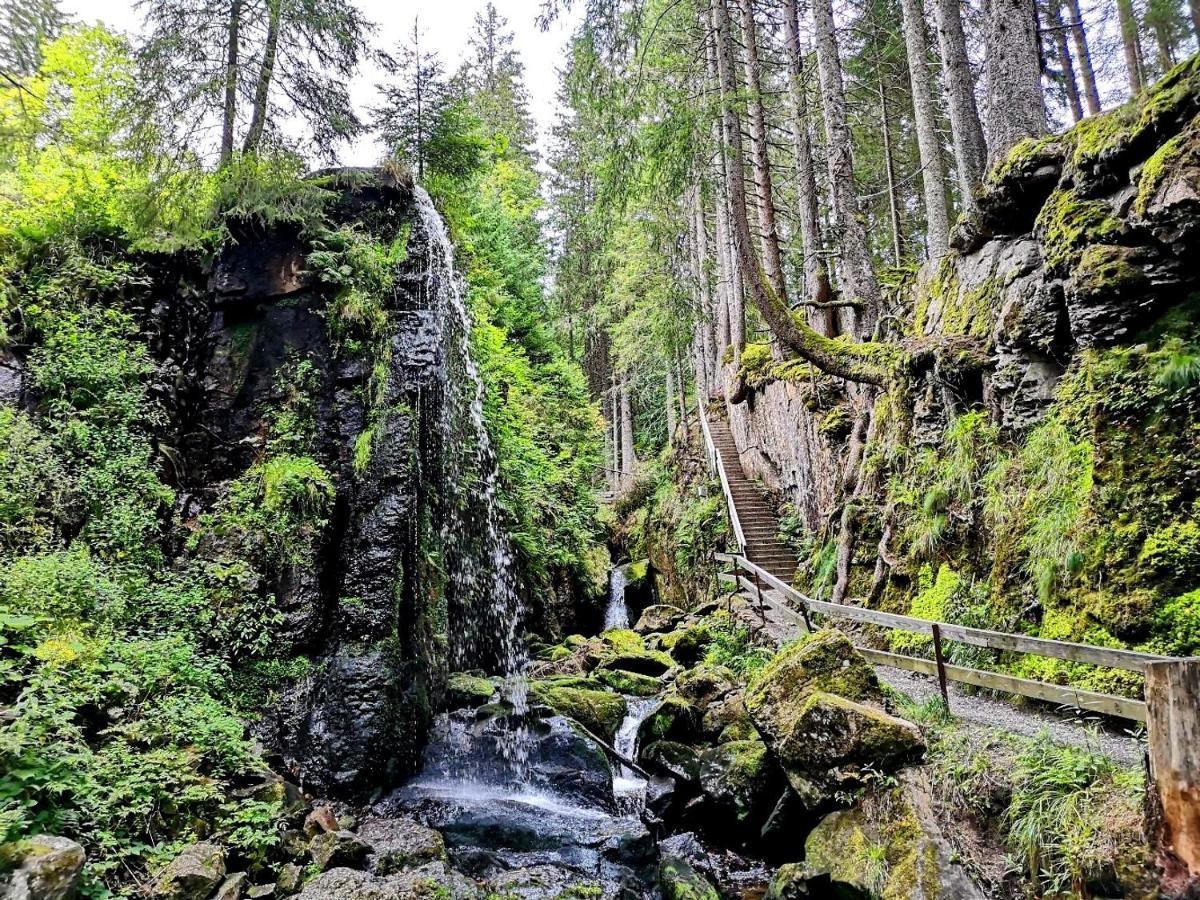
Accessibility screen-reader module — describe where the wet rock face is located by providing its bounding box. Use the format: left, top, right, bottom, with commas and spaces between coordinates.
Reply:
142, 172, 468, 796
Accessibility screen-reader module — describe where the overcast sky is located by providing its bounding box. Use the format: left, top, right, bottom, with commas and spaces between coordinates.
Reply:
58, 0, 582, 165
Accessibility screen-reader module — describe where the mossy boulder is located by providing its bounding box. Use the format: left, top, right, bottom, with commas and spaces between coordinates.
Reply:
759, 691, 924, 803
528, 680, 628, 741
804, 777, 984, 899
662, 623, 714, 666
635, 604, 685, 634
444, 672, 495, 710
641, 740, 703, 783
593, 628, 675, 676
676, 664, 736, 707
745, 631, 922, 804
637, 693, 703, 746
358, 816, 446, 875
153, 843, 226, 900
596, 667, 662, 697
698, 740, 782, 829
309, 831, 370, 872
658, 856, 720, 900
0, 835, 85, 900
702, 693, 757, 743
745, 631, 879, 709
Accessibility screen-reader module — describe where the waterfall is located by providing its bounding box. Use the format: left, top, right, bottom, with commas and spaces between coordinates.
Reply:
612, 697, 657, 813
411, 187, 529, 771
605, 564, 630, 630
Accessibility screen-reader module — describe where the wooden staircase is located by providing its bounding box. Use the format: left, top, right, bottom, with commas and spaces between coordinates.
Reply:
706, 411, 799, 584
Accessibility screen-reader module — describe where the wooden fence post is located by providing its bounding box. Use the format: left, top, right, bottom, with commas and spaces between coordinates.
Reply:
1145, 659, 1200, 895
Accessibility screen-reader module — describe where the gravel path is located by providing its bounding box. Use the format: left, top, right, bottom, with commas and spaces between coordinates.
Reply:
732, 589, 1146, 768
874, 664, 1145, 766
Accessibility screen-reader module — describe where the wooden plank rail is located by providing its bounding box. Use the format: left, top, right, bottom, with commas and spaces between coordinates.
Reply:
717, 551, 1166, 722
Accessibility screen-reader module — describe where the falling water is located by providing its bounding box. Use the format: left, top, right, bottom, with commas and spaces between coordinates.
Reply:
411, 187, 530, 772
605, 564, 630, 630
612, 697, 658, 813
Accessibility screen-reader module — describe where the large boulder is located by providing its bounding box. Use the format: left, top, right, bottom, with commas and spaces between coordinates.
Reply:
309, 831, 370, 872
804, 773, 985, 899
444, 673, 496, 710
661, 623, 714, 666
595, 667, 662, 697
294, 864, 478, 900
527, 679, 627, 741
697, 740, 783, 834
744, 631, 923, 804
357, 816, 446, 875
152, 843, 225, 900
591, 629, 675, 677
675, 664, 736, 707
0, 836, 85, 900
635, 604, 685, 634
658, 855, 720, 900
641, 740, 703, 783
636, 694, 703, 747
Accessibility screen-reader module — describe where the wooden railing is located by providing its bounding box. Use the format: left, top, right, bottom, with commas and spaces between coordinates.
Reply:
716, 551, 1173, 722
697, 398, 746, 554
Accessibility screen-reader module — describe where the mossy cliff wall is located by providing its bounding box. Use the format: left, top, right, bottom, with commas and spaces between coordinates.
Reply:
725, 57, 1200, 690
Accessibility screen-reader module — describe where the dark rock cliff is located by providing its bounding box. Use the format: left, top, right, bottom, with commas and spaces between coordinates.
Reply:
110, 170, 515, 796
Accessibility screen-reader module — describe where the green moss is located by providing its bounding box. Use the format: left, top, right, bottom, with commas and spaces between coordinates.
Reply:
1035, 189, 1124, 272
1069, 244, 1148, 297
595, 667, 661, 697
527, 680, 627, 741
736, 342, 774, 387
1151, 588, 1200, 656
984, 133, 1065, 188
445, 672, 495, 708
658, 856, 720, 900
746, 630, 878, 709
1134, 121, 1195, 216
1139, 519, 1200, 583
889, 564, 960, 654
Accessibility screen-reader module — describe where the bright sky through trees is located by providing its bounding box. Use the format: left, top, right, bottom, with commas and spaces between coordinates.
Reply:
58, 0, 582, 165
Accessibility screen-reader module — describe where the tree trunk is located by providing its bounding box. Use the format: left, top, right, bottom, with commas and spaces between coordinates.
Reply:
1191, 0, 1200, 44
783, 0, 836, 336
984, 0, 1048, 164
878, 81, 903, 265
243, 0, 282, 153
620, 382, 637, 489
1151, 19, 1176, 72
1065, 0, 1101, 115
1117, 0, 1145, 94
738, 0, 788, 303
930, 0, 987, 209
709, 0, 890, 386
899, 0, 951, 258
665, 368, 678, 445
220, 0, 242, 166
610, 374, 620, 493
692, 185, 719, 393
1047, 0, 1084, 122
810, 0, 880, 333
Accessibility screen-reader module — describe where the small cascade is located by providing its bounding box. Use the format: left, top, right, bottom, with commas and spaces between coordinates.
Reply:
411, 188, 529, 773
611, 697, 658, 814
605, 564, 630, 630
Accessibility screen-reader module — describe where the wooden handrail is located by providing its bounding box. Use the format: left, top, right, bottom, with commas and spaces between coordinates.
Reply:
698, 399, 746, 554
717, 563, 1154, 721
717, 552, 1169, 674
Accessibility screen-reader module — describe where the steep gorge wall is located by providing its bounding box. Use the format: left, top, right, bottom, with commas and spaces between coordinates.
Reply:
725, 57, 1200, 679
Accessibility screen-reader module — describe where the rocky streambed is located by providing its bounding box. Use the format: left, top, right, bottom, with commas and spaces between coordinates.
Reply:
278, 595, 955, 899
6, 596, 979, 900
